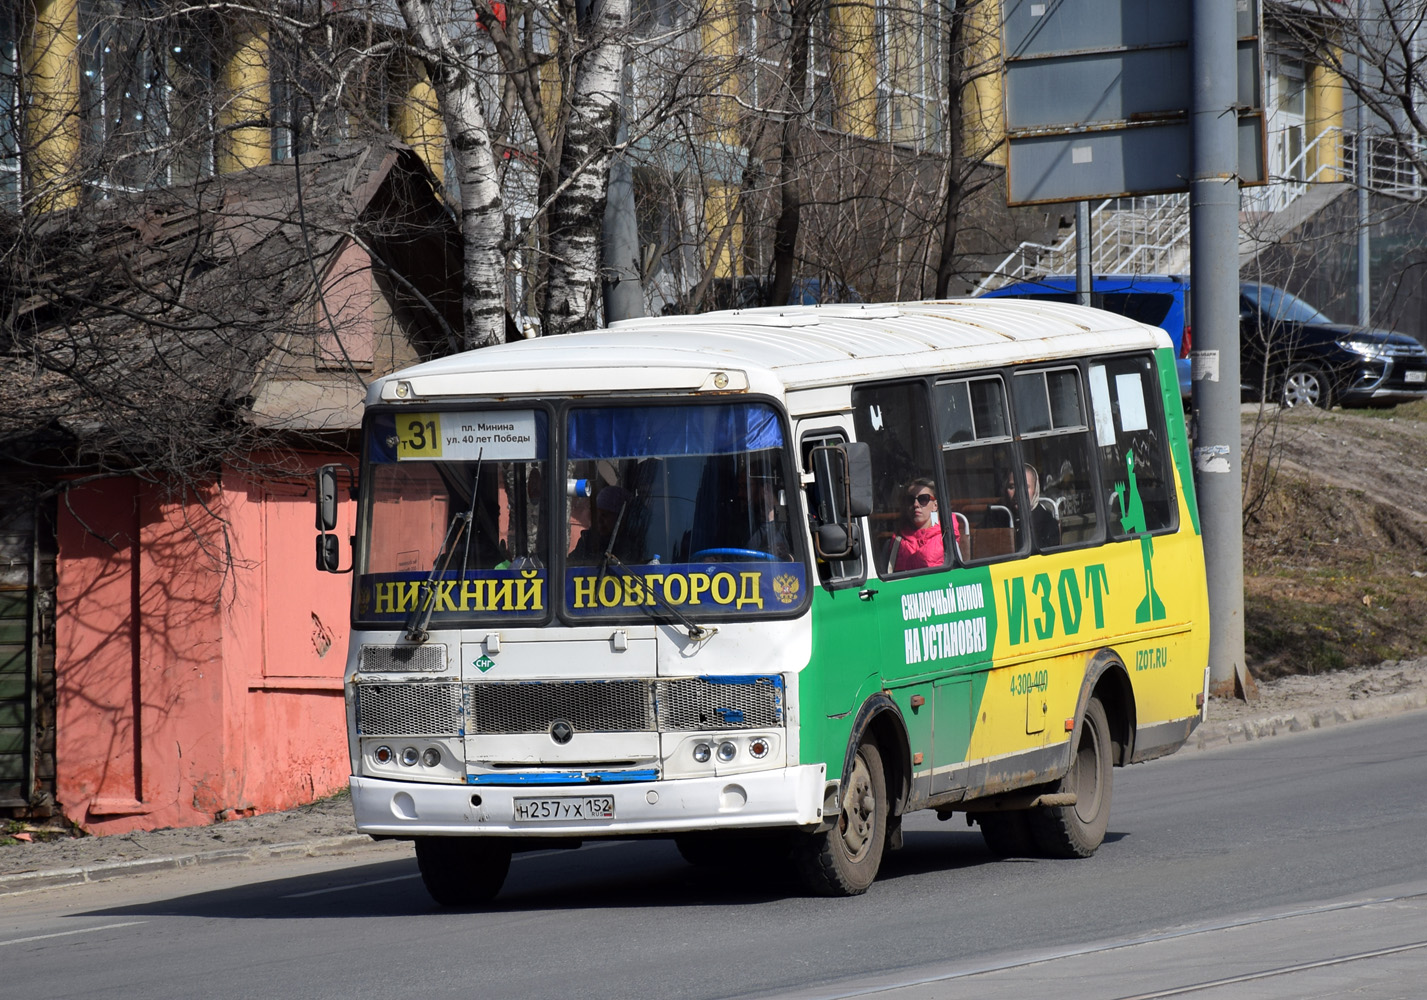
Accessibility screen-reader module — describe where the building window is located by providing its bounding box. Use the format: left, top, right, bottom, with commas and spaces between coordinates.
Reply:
877, 0, 943, 149
1272, 57, 1306, 181
78, 0, 214, 193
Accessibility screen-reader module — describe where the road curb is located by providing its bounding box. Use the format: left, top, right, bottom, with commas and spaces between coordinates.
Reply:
1187, 690, 1427, 752
0, 834, 378, 897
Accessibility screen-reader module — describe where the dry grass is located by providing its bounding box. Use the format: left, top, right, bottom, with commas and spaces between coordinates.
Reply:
1243, 402, 1427, 678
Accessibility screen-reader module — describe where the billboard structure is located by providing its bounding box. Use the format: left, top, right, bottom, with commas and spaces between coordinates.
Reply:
1003, 0, 1265, 205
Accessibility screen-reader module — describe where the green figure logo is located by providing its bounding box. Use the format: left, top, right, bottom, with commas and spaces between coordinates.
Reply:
1115, 452, 1166, 623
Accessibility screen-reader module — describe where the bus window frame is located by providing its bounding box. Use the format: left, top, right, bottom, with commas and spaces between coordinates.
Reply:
1010, 363, 1105, 554
934, 369, 1029, 566
1087, 351, 1181, 541
849, 379, 956, 582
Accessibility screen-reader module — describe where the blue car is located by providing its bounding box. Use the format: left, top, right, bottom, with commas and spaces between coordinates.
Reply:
980, 274, 1193, 398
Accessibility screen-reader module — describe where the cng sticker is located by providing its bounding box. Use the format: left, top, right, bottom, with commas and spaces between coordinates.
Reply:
473, 655, 496, 673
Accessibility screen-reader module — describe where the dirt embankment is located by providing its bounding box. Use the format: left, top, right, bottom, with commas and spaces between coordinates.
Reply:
1240, 400, 1427, 678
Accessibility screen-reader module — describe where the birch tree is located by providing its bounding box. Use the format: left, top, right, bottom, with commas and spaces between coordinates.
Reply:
397, 0, 510, 347
541, 0, 631, 334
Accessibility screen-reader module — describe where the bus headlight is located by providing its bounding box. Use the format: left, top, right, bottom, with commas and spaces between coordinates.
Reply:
717, 741, 738, 762
422, 747, 442, 767
692, 742, 712, 763
401, 747, 420, 766
748, 738, 770, 759
374, 745, 393, 764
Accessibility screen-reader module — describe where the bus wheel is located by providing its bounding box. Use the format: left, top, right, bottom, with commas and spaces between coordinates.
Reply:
794, 741, 887, 896
977, 809, 1036, 858
414, 836, 511, 906
1030, 697, 1113, 858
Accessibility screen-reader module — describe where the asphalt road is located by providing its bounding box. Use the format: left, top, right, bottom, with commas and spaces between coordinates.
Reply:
4, 711, 1425, 1000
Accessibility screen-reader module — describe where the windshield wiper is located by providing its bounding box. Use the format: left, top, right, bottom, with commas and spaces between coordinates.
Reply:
596, 500, 716, 643
405, 451, 482, 642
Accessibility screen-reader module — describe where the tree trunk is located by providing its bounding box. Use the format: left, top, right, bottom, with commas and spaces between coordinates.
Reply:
544, 0, 629, 335
769, 0, 814, 308
934, 0, 969, 299
398, 0, 508, 349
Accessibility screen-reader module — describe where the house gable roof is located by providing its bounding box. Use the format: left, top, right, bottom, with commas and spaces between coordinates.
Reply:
1, 138, 461, 472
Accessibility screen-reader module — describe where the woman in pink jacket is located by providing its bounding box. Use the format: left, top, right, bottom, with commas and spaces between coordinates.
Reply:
892, 477, 955, 572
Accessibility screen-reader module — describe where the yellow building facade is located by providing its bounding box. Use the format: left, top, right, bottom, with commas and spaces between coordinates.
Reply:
9, 2, 447, 212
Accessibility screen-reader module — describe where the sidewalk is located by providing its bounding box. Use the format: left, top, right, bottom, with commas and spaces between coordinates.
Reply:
4, 658, 1425, 896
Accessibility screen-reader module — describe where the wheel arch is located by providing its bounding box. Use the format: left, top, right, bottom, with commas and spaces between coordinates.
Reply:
1074, 648, 1136, 766
841, 692, 912, 817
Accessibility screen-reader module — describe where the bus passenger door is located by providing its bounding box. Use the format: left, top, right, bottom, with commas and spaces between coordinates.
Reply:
799, 428, 884, 726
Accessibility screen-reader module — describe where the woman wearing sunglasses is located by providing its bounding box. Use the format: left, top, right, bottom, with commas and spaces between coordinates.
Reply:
890, 477, 956, 573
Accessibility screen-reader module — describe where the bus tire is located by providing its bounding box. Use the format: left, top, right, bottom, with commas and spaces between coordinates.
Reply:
414, 836, 511, 906
794, 740, 887, 896
977, 809, 1036, 858
1030, 697, 1113, 858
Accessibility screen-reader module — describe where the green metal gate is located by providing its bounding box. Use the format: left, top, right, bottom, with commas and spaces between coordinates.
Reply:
0, 520, 35, 808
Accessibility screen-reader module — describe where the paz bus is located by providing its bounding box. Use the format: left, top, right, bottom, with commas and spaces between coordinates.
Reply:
315, 298, 1210, 904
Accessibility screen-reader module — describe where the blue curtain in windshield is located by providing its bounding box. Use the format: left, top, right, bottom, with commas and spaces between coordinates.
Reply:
568, 403, 783, 459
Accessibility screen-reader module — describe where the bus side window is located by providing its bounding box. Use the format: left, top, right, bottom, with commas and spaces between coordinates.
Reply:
1088, 356, 1178, 536
801, 432, 865, 586
1011, 366, 1103, 550
851, 382, 949, 577
935, 375, 1020, 562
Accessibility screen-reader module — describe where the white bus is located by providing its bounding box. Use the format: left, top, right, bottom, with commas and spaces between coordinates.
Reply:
316, 299, 1209, 903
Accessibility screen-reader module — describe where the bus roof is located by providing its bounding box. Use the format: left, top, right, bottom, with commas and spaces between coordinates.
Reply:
366, 299, 1171, 409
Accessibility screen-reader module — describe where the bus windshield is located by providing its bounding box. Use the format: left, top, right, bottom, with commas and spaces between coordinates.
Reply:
562, 401, 807, 621
355, 408, 551, 627
353, 400, 807, 628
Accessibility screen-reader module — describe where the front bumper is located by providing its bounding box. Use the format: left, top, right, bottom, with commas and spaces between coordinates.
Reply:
350, 764, 829, 838
1342, 358, 1427, 405
1343, 385, 1427, 405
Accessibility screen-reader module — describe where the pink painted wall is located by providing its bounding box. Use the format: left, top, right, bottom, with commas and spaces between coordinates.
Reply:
54, 457, 355, 834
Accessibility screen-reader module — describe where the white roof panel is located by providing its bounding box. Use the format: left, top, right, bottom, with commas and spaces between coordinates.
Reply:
367, 299, 1170, 405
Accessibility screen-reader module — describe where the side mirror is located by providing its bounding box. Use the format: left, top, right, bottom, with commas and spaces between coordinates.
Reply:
815, 524, 852, 559
316, 465, 342, 531
809, 441, 871, 559
315, 464, 355, 574
844, 442, 873, 517
316, 533, 340, 572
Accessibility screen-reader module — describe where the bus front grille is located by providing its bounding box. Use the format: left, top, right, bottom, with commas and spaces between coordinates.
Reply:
359, 644, 447, 673
655, 677, 783, 730
466, 680, 655, 734
461, 677, 784, 734
356, 683, 463, 736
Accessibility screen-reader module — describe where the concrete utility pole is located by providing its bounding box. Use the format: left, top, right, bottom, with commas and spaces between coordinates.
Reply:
602, 64, 645, 324
1190, 0, 1249, 698
1356, 39, 1371, 327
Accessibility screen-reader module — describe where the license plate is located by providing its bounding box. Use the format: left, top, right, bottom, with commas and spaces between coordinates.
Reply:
1406, 369, 1426, 384
513, 796, 615, 822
